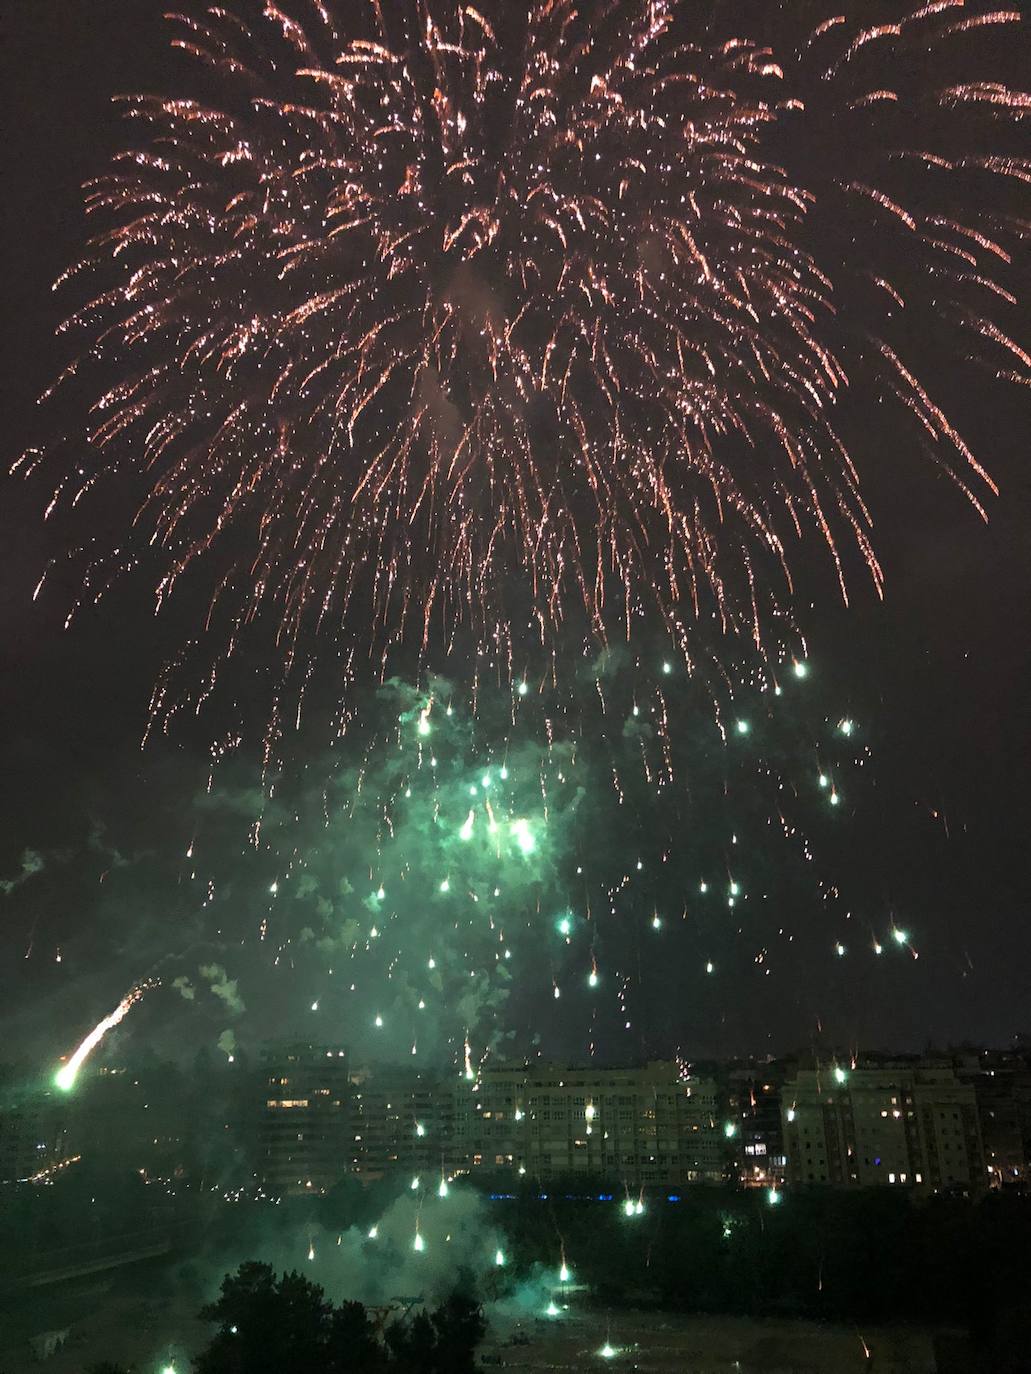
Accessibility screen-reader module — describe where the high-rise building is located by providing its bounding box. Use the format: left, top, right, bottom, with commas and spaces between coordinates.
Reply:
954, 1048, 1031, 1187
782, 1060, 986, 1194
349, 1067, 452, 1179
450, 1061, 724, 1186
0, 1087, 70, 1185
259, 1043, 350, 1195
725, 1064, 789, 1188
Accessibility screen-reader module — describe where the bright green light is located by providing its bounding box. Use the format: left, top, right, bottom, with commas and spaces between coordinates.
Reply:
623, 1198, 636, 1217
839, 718, 855, 737
599, 1343, 617, 1359
893, 927, 908, 945
417, 716, 431, 737
499, 767, 509, 781
438, 1177, 449, 1197
368, 1225, 378, 1239
818, 774, 829, 789
588, 970, 599, 988
729, 880, 740, 896
495, 1248, 506, 1267
705, 961, 714, 974
557, 915, 572, 936
735, 720, 750, 735
374, 1015, 383, 1027
545, 1303, 561, 1318
512, 819, 535, 855
651, 914, 661, 930
724, 1122, 737, 1138
793, 661, 808, 679
459, 811, 475, 841
55, 1064, 77, 1093
767, 1188, 782, 1205
662, 662, 672, 675
830, 791, 840, 806
559, 1262, 571, 1283
439, 878, 450, 893
410, 1176, 420, 1190
518, 682, 528, 697
834, 1066, 848, 1084
413, 1231, 425, 1253
699, 880, 708, 894
416, 1123, 426, 1137
481, 774, 491, 789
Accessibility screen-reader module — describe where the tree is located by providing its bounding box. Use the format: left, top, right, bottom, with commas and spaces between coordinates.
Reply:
326, 1299, 387, 1373
428, 1288, 486, 1374
195, 1261, 332, 1374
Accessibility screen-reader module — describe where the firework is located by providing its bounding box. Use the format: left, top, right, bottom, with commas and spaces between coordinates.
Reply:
54, 981, 154, 1090
19, 1, 1027, 743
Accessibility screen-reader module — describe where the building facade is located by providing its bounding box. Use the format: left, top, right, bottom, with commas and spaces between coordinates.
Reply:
450, 1061, 725, 1187
782, 1061, 987, 1194
259, 1043, 350, 1194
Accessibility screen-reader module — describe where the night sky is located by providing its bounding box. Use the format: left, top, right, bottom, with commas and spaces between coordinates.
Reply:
2, 1, 1030, 1073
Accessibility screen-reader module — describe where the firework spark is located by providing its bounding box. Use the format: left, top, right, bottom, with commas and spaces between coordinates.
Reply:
18, 0, 1027, 742
54, 981, 155, 1091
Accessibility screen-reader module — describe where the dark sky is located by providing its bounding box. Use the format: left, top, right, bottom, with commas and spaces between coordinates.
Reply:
1, 1, 1030, 1069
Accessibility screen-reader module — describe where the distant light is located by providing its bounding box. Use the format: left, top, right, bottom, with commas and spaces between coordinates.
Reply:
545, 1302, 561, 1318
499, 767, 509, 780
829, 791, 841, 806
599, 1343, 617, 1359
428, 957, 436, 969
559, 1262, 571, 1283
623, 1198, 636, 1217
699, 880, 708, 894
835, 943, 846, 957
374, 1015, 383, 1028
438, 1177, 449, 1198
786, 1108, 796, 1123
892, 927, 908, 945
723, 1122, 738, 1138
376, 886, 385, 900
310, 1001, 319, 1012
416, 1123, 426, 1137
481, 775, 491, 789
735, 720, 750, 736
662, 662, 672, 675
834, 1066, 848, 1085
729, 881, 740, 896
518, 681, 529, 697
413, 1230, 425, 1252
767, 1188, 782, 1206
557, 916, 572, 936
495, 1248, 506, 1267
588, 970, 599, 988
439, 878, 450, 893
651, 914, 662, 930
269, 881, 278, 895
873, 942, 883, 956
368, 1226, 378, 1239
839, 718, 855, 737
818, 774, 829, 789
793, 661, 808, 679
705, 961, 714, 975
417, 715, 431, 737
410, 1176, 420, 1190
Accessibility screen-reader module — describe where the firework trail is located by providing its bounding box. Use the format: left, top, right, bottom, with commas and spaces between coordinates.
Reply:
54, 980, 155, 1090
17, 0, 1028, 744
